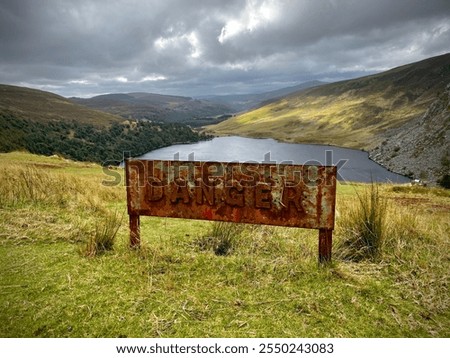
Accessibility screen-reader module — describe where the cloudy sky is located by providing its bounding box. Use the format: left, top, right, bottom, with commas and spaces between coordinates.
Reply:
1, 0, 449, 98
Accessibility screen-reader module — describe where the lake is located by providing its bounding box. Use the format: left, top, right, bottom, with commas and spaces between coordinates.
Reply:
139, 136, 410, 183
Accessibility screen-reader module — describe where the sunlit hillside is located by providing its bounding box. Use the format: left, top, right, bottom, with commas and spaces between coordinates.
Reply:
0, 84, 122, 126
209, 53, 450, 150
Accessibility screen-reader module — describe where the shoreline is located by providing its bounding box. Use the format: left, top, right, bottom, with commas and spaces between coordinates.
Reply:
201, 132, 410, 181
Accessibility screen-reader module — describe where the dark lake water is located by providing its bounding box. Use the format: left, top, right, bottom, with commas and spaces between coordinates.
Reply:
139, 136, 409, 183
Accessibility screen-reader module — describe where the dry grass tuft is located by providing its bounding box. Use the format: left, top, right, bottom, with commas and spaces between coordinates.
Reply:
194, 222, 245, 256
83, 210, 123, 257
335, 183, 387, 261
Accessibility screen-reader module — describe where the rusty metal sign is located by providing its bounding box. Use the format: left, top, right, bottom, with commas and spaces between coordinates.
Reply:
125, 159, 337, 262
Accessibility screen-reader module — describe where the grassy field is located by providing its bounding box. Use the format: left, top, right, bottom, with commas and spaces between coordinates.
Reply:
0, 152, 449, 337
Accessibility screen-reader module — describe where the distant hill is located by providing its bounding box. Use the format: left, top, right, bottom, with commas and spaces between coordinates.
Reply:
0, 84, 123, 126
70, 92, 234, 126
0, 84, 210, 163
209, 53, 450, 151
200, 81, 326, 112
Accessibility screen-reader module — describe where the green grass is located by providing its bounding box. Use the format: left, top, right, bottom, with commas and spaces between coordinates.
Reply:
0, 152, 449, 337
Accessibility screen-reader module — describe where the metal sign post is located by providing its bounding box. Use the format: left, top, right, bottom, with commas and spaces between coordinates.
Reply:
125, 159, 337, 263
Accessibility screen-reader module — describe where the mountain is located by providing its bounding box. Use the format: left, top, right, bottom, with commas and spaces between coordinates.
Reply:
199, 81, 326, 112
0, 84, 122, 126
0, 84, 210, 163
70, 92, 234, 126
208, 53, 450, 152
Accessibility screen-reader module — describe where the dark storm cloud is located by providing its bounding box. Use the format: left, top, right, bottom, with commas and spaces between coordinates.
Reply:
0, 0, 449, 97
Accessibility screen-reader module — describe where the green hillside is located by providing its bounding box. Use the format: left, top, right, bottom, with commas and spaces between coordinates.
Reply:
0, 84, 210, 163
209, 53, 450, 150
70, 92, 233, 126
0, 84, 123, 126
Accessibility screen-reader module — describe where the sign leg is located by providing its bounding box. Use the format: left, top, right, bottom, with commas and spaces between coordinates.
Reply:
318, 229, 332, 264
130, 214, 140, 248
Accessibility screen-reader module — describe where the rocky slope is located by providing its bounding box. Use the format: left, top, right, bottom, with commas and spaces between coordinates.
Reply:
369, 83, 450, 184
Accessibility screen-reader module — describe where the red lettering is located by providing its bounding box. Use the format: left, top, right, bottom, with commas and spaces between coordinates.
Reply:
146, 177, 163, 201
195, 179, 215, 205
282, 184, 304, 212
224, 181, 244, 207
170, 179, 190, 204
255, 183, 271, 209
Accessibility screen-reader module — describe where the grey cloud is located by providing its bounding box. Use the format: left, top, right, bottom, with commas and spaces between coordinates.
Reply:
210, 1, 450, 62
0, 0, 449, 97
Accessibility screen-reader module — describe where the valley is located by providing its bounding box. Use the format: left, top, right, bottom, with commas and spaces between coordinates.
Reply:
1, 54, 449, 184
207, 53, 450, 184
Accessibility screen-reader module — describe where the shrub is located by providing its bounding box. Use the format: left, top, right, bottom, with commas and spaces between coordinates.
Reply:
437, 174, 450, 189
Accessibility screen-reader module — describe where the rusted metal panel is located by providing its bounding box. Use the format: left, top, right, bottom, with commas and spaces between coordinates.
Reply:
125, 159, 337, 262
125, 159, 336, 229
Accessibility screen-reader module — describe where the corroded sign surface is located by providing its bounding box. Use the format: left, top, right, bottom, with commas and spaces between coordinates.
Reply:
125, 159, 336, 229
